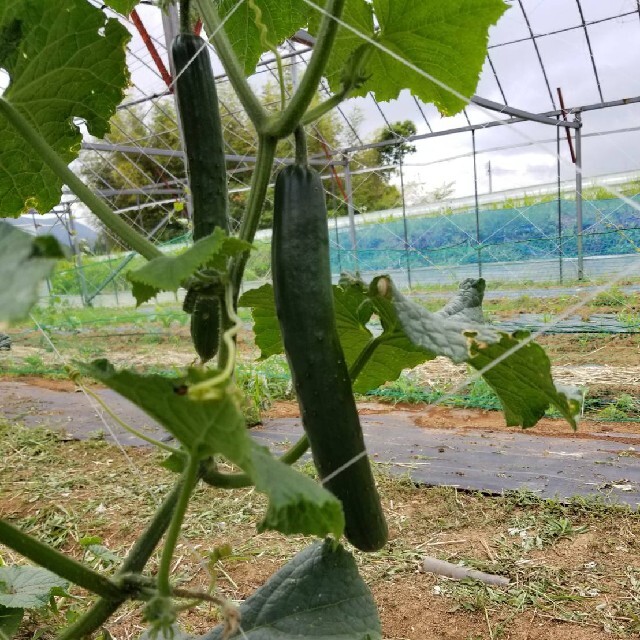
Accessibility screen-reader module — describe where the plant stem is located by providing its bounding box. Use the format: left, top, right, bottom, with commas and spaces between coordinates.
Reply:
200, 433, 310, 488
266, 0, 346, 138
55, 480, 182, 640
301, 90, 348, 126
230, 135, 277, 299
0, 99, 161, 261
157, 454, 200, 597
195, 0, 267, 130
348, 334, 388, 383
180, 0, 191, 33
294, 126, 307, 165
0, 519, 122, 600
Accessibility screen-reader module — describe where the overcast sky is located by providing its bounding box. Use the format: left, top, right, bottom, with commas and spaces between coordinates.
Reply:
120, 0, 640, 204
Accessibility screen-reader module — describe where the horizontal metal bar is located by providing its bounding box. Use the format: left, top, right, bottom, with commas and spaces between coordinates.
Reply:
470, 96, 578, 128
327, 93, 640, 157
81, 142, 337, 165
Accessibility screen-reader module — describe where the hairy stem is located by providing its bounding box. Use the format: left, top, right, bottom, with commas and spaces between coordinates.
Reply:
0, 99, 162, 261
348, 334, 389, 385
294, 125, 308, 165
195, 0, 267, 130
301, 90, 348, 126
266, 0, 346, 138
0, 519, 122, 600
230, 135, 277, 299
180, 0, 191, 32
55, 481, 182, 640
157, 454, 199, 597
200, 433, 310, 488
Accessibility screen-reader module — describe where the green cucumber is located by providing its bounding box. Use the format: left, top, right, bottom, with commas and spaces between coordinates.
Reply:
190, 295, 220, 364
171, 33, 228, 363
271, 164, 388, 552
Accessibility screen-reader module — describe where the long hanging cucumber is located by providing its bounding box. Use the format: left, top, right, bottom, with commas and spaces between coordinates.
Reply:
171, 33, 228, 363
271, 163, 388, 552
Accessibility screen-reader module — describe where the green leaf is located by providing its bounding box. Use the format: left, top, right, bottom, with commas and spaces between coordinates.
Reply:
82, 360, 252, 463
0, 605, 23, 638
333, 283, 433, 393
248, 443, 344, 539
202, 540, 381, 640
240, 282, 432, 392
238, 284, 283, 359
0, 566, 69, 609
103, 0, 138, 14
139, 624, 194, 640
0, 223, 65, 326
127, 230, 251, 306
353, 334, 434, 395
312, 0, 508, 115
468, 332, 582, 428
218, 0, 307, 75
0, 0, 130, 216
370, 276, 581, 429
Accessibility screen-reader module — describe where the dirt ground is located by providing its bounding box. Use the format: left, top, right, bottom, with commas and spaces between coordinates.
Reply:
2, 326, 639, 638
2, 421, 638, 640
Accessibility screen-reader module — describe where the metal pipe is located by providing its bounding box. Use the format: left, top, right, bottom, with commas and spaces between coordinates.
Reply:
556, 122, 563, 284
575, 115, 584, 280
342, 154, 359, 274
398, 153, 412, 288
472, 130, 482, 278
330, 94, 640, 157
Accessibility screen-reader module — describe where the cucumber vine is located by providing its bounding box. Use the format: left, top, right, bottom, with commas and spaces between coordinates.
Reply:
0, 1, 574, 638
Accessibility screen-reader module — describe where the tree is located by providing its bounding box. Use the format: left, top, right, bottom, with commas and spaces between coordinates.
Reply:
80, 101, 189, 250
376, 120, 417, 167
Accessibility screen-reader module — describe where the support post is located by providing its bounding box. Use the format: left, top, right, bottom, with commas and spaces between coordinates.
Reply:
556, 120, 563, 284
471, 130, 482, 278
575, 114, 584, 280
398, 153, 412, 289
342, 154, 359, 274
331, 178, 342, 274
66, 206, 89, 307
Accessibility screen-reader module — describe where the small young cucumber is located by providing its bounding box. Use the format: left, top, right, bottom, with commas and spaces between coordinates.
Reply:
272, 164, 388, 552
190, 295, 220, 364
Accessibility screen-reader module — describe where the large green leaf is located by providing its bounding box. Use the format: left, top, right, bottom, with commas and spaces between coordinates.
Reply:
201, 540, 381, 640
0, 223, 65, 326
0, 605, 23, 638
0, 566, 69, 609
82, 361, 252, 463
240, 282, 433, 393
311, 0, 508, 115
127, 231, 251, 306
0, 0, 130, 216
248, 443, 344, 539
217, 0, 308, 75
370, 276, 581, 428
104, 0, 138, 14
238, 284, 283, 359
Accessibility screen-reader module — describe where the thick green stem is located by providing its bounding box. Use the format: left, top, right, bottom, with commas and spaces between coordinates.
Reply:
180, 0, 191, 33
55, 480, 182, 640
348, 334, 388, 385
157, 454, 199, 597
301, 90, 348, 126
266, 0, 346, 138
201, 433, 310, 488
231, 135, 277, 299
0, 519, 122, 600
294, 126, 308, 165
0, 99, 161, 261
195, 0, 267, 130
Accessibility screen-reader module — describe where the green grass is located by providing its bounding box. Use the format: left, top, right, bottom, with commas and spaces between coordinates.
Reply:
2, 421, 639, 638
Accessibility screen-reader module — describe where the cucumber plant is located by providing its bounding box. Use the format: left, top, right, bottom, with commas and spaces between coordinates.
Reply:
0, 0, 582, 638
